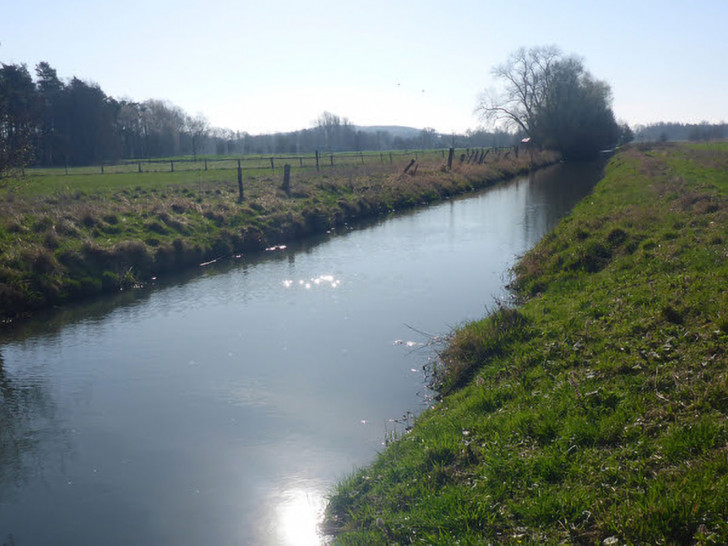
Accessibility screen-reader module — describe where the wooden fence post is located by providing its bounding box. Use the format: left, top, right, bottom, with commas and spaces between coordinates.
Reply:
447, 147, 454, 169
330, 155, 334, 167
282, 164, 291, 196
315, 150, 320, 171
101, 164, 104, 174
360, 151, 364, 164
204, 158, 208, 171
270, 157, 275, 170
237, 159, 244, 201
138, 162, 142, 173
171, 160, 174, 172
404, 159, 416, 174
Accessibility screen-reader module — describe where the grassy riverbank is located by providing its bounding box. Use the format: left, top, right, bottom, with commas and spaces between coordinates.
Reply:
324, 142, 728, 544
0, 150, 557, 323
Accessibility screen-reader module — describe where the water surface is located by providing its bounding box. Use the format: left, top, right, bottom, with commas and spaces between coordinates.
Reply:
0, 162, 604, 545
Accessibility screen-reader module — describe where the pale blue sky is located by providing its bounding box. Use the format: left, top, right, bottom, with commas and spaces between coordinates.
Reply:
2, 0, 726, 134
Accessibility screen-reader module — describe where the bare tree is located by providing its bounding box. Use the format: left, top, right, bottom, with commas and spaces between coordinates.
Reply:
477, 45, 619, 158
477, 45, 562, 137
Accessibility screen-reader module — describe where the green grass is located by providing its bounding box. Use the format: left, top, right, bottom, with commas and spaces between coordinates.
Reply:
0, 148, 557, 322
324, 141, 728, 544
15, 149, 458, 182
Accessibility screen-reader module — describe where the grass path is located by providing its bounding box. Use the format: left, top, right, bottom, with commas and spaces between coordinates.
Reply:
324, 142, 728, 544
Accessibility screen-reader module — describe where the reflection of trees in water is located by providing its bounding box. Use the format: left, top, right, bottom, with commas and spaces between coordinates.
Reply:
521, 160, 607, 244
0, 350, 62, 499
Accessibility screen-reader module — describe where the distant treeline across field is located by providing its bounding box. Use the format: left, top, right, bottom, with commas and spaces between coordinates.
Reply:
634, 121, 727, 142
0, 61, 518, 172
2, 60, 724, 174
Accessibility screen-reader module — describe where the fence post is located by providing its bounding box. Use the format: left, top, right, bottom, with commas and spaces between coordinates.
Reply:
237, 159, 244, 201
101, 164, 104, 174
330, 155, 334, 167
171, 160, 174, 172
315, 150, 320, 171
138, 162, 142, 173
299, 157, 303, 167
281, 164, 291, 196
360, 151, 364, 164
204, 158, 208, 171
270, 157, 275, 170
389, 152, 393, 163
447, 148, 454, 169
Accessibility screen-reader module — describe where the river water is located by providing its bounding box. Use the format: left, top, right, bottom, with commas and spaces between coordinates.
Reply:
0, 161, 604, 545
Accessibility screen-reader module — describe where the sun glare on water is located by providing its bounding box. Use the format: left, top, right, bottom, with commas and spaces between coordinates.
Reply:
282, 275, 341, 290
275, 488, 327, 545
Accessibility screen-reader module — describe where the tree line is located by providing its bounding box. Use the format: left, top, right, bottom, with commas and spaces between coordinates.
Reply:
633, 121, 727, 143
1, 61, 520, 175
15, 48, 703, 174
0, 61, 213, 170
236, 115, 518, 156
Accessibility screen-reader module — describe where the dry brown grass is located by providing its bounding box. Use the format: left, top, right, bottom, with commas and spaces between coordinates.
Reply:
1, 150, 560, 320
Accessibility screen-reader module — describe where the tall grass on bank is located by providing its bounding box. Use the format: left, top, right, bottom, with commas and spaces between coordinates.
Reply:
324, 142, 728, 544
0, 150, 557, 322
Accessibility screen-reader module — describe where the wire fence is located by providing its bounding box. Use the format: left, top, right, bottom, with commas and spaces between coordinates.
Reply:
26, 149, 454, 177
24, 146, 520, 178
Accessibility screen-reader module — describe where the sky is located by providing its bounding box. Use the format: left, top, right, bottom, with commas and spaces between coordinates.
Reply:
2, 0, 727, 135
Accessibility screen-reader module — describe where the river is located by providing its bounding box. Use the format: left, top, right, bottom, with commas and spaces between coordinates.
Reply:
0, 161, 604, 545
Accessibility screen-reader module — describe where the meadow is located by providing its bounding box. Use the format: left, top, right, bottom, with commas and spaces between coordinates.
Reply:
325, 142, 728, 544
0, 148, 555, 322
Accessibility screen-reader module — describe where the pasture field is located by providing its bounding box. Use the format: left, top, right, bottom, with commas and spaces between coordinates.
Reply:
15, 148, 452, 183
0, 148, 554, 322
325, 142, 728, 544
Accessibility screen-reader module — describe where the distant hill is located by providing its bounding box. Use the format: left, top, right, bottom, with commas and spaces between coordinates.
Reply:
354, 125, 424, 140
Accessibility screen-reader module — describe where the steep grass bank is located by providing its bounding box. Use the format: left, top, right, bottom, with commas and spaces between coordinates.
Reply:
0, 151, 557, 323
325, 142, 728, 544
